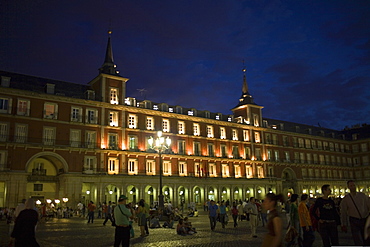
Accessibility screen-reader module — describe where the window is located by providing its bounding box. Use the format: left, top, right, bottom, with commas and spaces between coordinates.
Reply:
232, 129, 238, 141
70, 129, 81, 147
208, 143, 214, 157
300, 153, 305, 163
222, 164, 229, 177
43, 127, 55, 145
255, 148, 262, 160
257, 166, 264, 178
34, 184, 43, 192
108, 133, 118, 149
234, 165, 241, 178
84, 156, 97, 173
207, 126, 214, 138
232, 146, 239, 158
146, 117, 154, 130
305, 139, 311, 148
246, 165, 253, 178
178, 140, 185, 155
243, 130, 249, 141
0, 123, 8, 141
266, 133, 271, 144
244, 146, 250, 159
110, 88, 119, 104
220, 127, 226, 139
163, 161, 171, 175
109, 111, 119, 126
0, 97, 11, 113
128, 136, 138, 150
153, 105, 158, 110
86, 108, 98, 124
193, 142, 201, 156
209, 163, 216, 177
15, 124, 27, 143
254, 132, 260, 143
361, 143, 368, 152
169, 107, 174, 113
0, 150, 6, 170
85, 131, 96, 148
253, 114, 259, 127
274, 151, 279, 161
178, 121, 185, 134
108, 158, 119, 174
71, 107, 82, 122
146, 160, 155, 175
17, 99, 30, 116
193, 123, 200, 136
298, 138, 304, 148
44, 102, 58, 119
221, 144, 227, 158
128, 159, 137, 175
284, 151, 290, 162
162, 119, 170, 132
128, 114, 137, 129
267, 149, 272, 161
179, 161, 187, 176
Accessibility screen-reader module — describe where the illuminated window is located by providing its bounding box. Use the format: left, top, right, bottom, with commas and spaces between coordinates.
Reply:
188, 110, 193, 116
222, 164, 229, 177
110, 88, 119, 104
246, 165, 253, 178
44, 102, 58, 119
209, 163, 216, 177
108, 133, 118, 150
128, 136, 138, 150
146, 117, 154, 130
128, 114, 137, 129
163, 161, 171, 175
85, 131, 96, 149
169, 107, 174, 113
86, 108, 98, 124
257, 166, 264, 178
243, 130, 249, 141
108, 158, 119, 174
179, 161, 187, 176
234, 165, 241, 178
146, 160, 155, 175
178, 121, 185, 134
0, 97, 11, 113
17, 99, 30, 116
128, 159, 137, 175
71, 107, 82, 122
15, 124, 27, 143
254, 132, 260, 143
162, 119, 170, 132
232, 129, 238, 141
207, 125, 214, 138
70, 129, 81, 147
193, 123, 200, 136
109, 111, 118, 126
153, 105, 158, 110
220, 127, 226, 139
253, 114, 259, 127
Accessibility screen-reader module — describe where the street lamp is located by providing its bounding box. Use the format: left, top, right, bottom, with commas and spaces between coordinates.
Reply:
148, 131, 171, 211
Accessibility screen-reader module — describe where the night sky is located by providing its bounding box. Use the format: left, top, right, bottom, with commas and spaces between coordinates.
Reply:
1, 1, 370, 131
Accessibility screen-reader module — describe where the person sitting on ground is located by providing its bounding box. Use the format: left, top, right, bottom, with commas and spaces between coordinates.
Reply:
174, 208, 183, 221
177, 219, 188, 235
188, 208, 194, 217
149, 215, 161, 228
183, 217, 197, 233
163, 214, 175, 228
193, 209, 199, 217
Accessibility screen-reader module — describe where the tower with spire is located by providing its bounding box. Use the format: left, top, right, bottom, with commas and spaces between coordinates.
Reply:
89, 31, 129, 104
232, 63, 263, 126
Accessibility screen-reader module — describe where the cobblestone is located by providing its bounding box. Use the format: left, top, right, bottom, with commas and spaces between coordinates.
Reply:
0, 211, 354, 247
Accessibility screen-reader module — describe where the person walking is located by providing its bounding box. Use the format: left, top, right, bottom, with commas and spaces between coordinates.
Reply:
87, 201, 96, 223
312, 184, 340, 247
208, 200, 218, 231
136, 199, 148, 237
219, 201, 227, 228
114, 195, 132, 247
10, 198, 40, 247
261, 193, 284, 247
287, 194, 299, 247
231, 203, 238, 227
298, 194, 315, 247
103, 201, 113, 226
245, 197, 258, 238
340, 180, 370, 246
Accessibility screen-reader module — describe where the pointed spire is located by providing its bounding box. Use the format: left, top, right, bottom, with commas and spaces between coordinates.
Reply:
99, 30, 119, 75
236, 61, 256, 106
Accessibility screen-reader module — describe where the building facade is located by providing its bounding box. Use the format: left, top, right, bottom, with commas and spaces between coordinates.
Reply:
0, 34, 369, 208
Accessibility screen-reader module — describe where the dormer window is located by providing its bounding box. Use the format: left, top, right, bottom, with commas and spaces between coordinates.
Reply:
153, 105, 158, 110
110, 88, 119, 104
188, 110, 193, 116
169, 107, 174, 113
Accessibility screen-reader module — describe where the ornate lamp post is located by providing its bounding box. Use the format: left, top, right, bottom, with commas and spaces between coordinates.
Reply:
148, 131, 171, 211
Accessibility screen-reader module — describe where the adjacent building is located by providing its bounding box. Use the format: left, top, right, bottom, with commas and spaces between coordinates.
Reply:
0, 34, 369, 208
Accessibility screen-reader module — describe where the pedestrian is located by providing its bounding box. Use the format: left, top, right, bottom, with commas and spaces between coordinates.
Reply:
298, 194, 315, 247
103, 201, 114, 226
340, 180, 370, 246
208, 200, 218, 231
87, 201, 96, 223
136, 199, 148, 237
237, 201, 244, 221
10, 198, 40, 247
261, 193, 284, 247
14, 199, 26, 219
219, 201, 227, 228
260, 201, 268, 227
231, 203, 238, 227
312, 184, 340, 247
113, 195, 132, 247
287, 194, 299, 247
244, 197, 258, 238
143, 199, 150, 235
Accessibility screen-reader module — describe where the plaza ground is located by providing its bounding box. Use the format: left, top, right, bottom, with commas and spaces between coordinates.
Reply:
0, 211, 354, 247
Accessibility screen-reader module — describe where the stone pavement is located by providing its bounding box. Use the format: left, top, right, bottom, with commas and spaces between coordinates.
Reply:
0, 211, 354, 247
